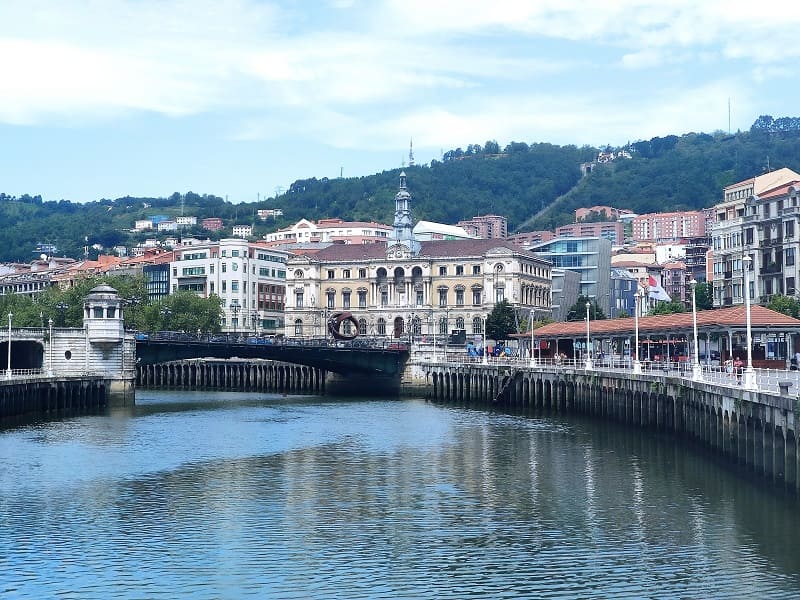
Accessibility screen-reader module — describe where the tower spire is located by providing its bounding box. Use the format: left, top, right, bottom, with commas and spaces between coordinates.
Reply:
409, 138, 415, 167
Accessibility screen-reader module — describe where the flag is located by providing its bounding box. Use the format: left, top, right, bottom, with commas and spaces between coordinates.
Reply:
648, 275, 671, 302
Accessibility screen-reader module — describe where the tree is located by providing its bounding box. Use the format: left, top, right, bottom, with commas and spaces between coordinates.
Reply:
694, 281, 713, 310
648, 297, 686, 316
485, 300, 516, 341
566, 295, 606, 321
767, 295, 800, 318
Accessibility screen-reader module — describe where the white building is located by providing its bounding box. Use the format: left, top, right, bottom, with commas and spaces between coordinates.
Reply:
232, 224, 253, 238
412, 221, 474, 241
176, 216, 197, 227
264, 218, 392, 246
170, 239, 288, 333
134, 219, 153, 231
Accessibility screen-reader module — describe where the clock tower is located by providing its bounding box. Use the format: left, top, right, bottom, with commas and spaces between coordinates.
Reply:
388, 171, 420, 259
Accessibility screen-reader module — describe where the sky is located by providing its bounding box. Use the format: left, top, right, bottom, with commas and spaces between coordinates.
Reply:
1, 0, 799, 204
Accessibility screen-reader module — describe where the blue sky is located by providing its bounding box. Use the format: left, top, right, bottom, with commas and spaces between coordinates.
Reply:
1, 0, 798, 204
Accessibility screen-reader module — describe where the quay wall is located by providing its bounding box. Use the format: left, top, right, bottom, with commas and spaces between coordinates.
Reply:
137, 359, 325, 395
421, 362, 800, 495
0, 377, 112, 421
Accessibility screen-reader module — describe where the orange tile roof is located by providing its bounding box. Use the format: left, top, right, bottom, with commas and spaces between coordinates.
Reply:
533, 305, 800, 338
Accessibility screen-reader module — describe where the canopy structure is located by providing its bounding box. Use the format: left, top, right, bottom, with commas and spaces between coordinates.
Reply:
523, 306, 800, 367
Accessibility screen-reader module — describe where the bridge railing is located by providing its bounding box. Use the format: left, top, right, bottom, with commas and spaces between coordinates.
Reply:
427, 353, 800, 396
137, 332, 409, 351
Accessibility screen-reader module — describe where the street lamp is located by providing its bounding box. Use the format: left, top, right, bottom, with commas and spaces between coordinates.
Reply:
6, 312, 12, 379
633, 289, 644, 374
741, 255, 757, 390
529, 309, 537, 368
48, 318, 54, 376
56, 302, 68, 327
585, 301, 593, 370
482, 314, 488, 365
160, 306, 172, 331
230, 303, 240, 334
430, 312, 437, 362
690, 278, 703, 382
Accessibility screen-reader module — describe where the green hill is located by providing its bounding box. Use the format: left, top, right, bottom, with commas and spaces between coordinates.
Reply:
1, 115, 800, 262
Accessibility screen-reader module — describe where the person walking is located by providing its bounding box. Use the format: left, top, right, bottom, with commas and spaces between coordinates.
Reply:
734, 356, 744, 385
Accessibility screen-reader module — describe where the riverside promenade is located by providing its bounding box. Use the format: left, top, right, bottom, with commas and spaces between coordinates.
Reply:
420, 353, 800, 495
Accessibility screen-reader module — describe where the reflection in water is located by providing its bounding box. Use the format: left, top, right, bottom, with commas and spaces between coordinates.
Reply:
0, 391, 799, 599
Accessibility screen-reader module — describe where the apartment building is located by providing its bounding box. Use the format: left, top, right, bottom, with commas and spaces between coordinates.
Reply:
456, 215, 508, 239
632, 211, 706, 242
170, 239, 288, 333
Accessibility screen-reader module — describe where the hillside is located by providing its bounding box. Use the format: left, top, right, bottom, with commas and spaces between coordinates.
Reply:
1, 115, 799, 262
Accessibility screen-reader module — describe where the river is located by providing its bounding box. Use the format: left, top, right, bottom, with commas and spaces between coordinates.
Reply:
1, 390, 799, 599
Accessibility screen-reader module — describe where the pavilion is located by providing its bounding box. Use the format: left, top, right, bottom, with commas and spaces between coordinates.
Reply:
524, 305, 800, 368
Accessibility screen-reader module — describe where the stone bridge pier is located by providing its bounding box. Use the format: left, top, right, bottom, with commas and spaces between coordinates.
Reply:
425, 364, 800, 495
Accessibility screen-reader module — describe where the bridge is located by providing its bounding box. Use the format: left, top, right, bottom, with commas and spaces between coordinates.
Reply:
135, 333, 410, 377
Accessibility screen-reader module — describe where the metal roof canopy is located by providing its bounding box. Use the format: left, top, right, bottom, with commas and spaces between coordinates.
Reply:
528, 305, 800, 340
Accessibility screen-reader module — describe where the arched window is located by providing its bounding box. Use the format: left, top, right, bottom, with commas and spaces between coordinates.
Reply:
456, 316, 465, 330
412, 317, 422, 336
377, 318, 386, 335
439, 316, 448, 335
358, 318, 367, 335
294, 318, 303, 335
472, 317, 483, 334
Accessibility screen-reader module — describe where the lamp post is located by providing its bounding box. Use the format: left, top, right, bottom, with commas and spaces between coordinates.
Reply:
6, 312, 12, 379
431, 312, 437, 363
585, 301, 593, 370
48, 318, 54, 376
230, 303, 240, 334
482, 314, 488, 366
529, 309, 537, 368
56, 302, 68, 327
690, 278, 703, 381
742, 255, 757, 390
633, 289, 643, 374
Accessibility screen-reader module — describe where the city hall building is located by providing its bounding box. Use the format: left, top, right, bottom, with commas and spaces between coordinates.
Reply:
284, 172, 552, 340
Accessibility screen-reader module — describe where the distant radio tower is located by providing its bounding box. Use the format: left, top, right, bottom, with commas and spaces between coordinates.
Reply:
409, 138, 415, 167
728, 98, 731, 134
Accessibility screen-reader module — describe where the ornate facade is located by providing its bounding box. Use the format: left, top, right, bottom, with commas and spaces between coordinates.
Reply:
284, 174, 551, 339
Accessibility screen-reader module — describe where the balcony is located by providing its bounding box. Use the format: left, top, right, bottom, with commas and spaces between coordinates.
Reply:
761, 262, 783, 274
723, 297, 733, 306
724, 271, 733, 279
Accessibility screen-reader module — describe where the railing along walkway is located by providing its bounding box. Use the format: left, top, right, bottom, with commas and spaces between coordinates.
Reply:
428, 355, 800, 397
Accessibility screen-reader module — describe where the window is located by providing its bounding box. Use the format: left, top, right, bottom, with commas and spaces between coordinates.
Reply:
359, 268, 367, 278
456, 289, 464, 305
456, 265, 464, 276
472, 265, 481, 275
210, 265, 215, 274
358, 291, 367, 308
416, 290, 423, 306
296, 291, 304, 307
380, 291, 388, 306
439, 317, 448, 335
786, 221, 795, 238
438, 288, 448, 307
327, 291, 335, 309
358, 318, 367, 335
496, 288, 504, 303
472, 289, 482, 305
327, 270, 335, 279
377, 318, 386, 335
231, 281, 239, 292
342, 291, 351, 309
294, 319, 303, 335
439, 266, 447, 276
787, 248, 795, 266
473, 317, 483, 333
745, 228, 754, 245
788, 277, 796, 295
455, 316, 465, 330
343, 269, 351, 279
222, 281, 227, 292
222, 263, 227, 273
